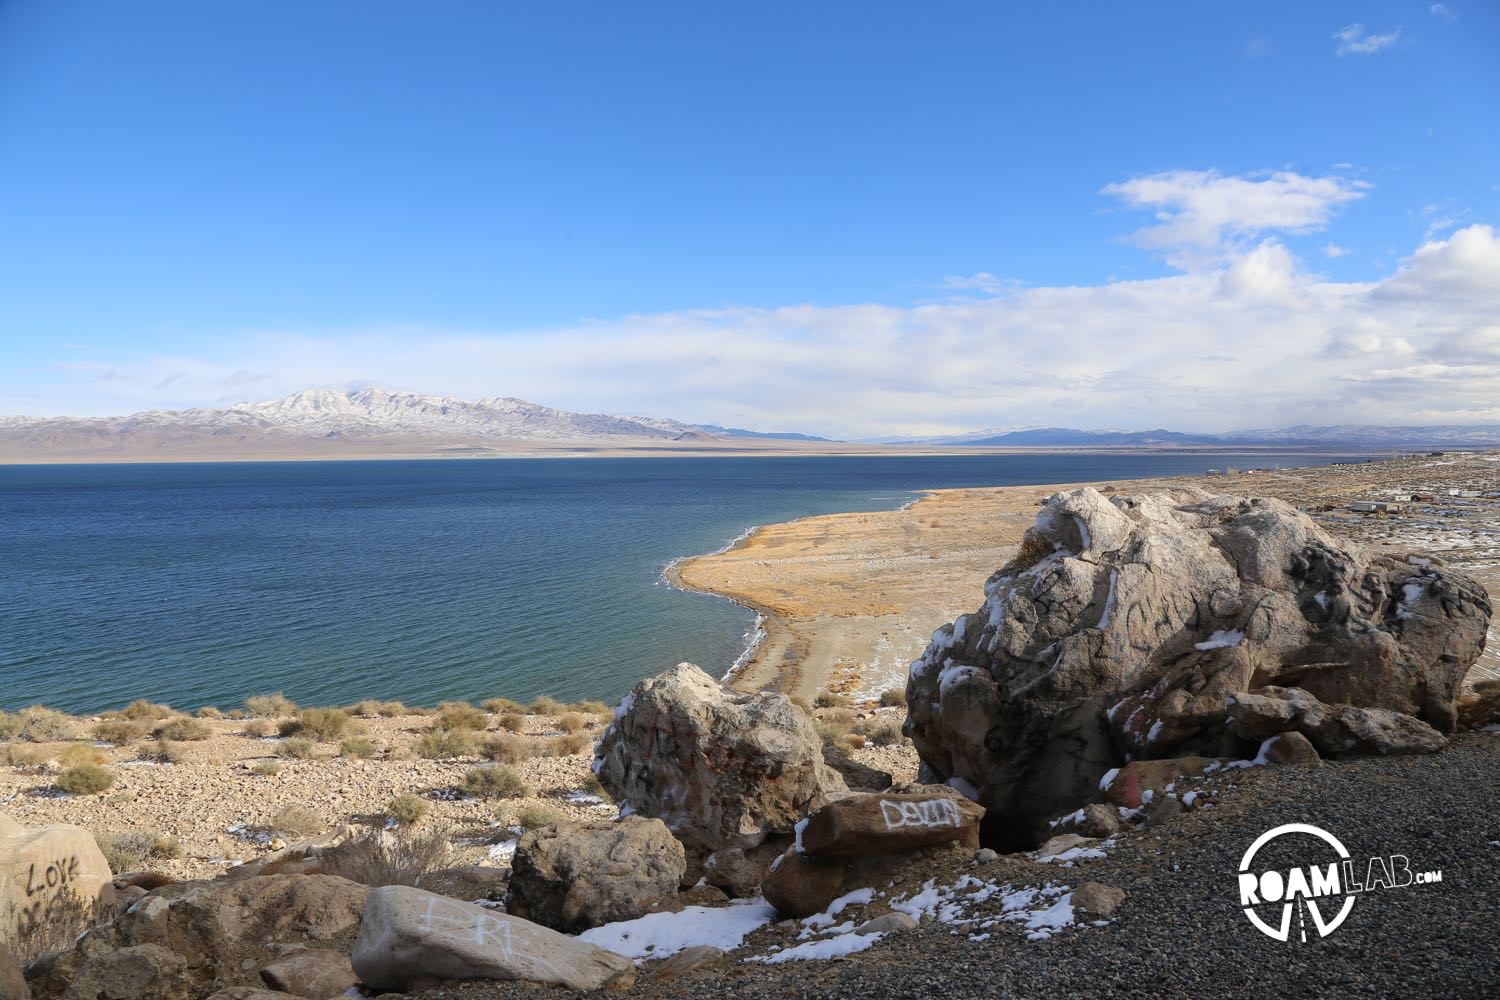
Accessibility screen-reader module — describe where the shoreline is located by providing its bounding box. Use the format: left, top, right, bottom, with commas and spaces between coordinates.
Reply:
671, 453, 1500, 702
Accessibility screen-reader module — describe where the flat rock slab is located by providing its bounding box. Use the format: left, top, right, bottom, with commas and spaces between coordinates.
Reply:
353, 885, 635, 992
800, 792, 984, 857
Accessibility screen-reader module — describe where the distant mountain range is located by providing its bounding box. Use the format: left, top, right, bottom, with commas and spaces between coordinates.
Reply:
0, 389, 829, 460
3, 389, 1499, 462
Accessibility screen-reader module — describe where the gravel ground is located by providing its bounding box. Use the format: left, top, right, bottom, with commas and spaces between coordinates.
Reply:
419, 731, 1500, 1000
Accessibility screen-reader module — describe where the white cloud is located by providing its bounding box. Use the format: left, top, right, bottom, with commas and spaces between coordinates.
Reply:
1334, 24, 1401, 56
934, 272, 1018, 296
1430, 4, 1457, 24
1100, 169, 1367, 268
1323, 243, 1352, 258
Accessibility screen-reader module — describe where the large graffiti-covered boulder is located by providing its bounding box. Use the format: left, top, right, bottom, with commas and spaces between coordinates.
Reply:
904, 488, 1491, 847
1, 819, 115, 948
593, 663, 847, 852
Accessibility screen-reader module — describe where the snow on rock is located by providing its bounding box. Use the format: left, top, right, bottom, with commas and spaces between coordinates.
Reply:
1193, 629, 1244, 651
578, 900, 776, 961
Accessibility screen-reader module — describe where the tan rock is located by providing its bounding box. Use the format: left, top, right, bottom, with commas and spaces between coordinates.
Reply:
0, 951, 27, 1000
1035, 834, 1099, 859
0, 815, 22, 839
593, 663, 847, 852
207, 990, 312, 1000
259, 948, 356, 997
1229, 687, 1445, 756
800, 792, 983, 858
1072, 881, 1125, 918
702, 838, 786, 898
1078, 803, 1120, 839
855, 911, 918, 935
506, 817, 685, 932
646, 944, 730, 982
759, 848, 845, 919
0, 823, 115, 946
1258, 730, 1321, 765
1101, 758, 1218, 810
352, 885, 635, 992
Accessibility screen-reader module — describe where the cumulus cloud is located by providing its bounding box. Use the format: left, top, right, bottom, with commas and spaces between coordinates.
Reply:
1100, 169, 1367, 268
12, 189, 1499, 440
1430, 4, 1457, 24
1334, 24, 1401, 56
934, 272, 1019, 296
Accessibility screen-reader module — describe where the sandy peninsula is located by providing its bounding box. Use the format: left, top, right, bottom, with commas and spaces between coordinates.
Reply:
671, 452, 1500, 702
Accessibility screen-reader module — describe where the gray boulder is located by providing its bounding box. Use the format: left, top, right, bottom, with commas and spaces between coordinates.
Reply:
506, 817, 685, 932
905, 489, 1490, 847
594, 663, 847, 851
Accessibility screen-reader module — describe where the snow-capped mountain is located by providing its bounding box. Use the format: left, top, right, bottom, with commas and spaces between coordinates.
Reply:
0, 389, 828, 459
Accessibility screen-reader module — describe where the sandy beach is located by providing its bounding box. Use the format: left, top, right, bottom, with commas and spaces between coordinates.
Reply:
672, 452, 1500, 702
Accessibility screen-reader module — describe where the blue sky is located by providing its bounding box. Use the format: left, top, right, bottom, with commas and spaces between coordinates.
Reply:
1, 1, 1497, 435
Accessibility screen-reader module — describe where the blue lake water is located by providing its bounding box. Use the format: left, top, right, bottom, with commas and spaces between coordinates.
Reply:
0, 454, 1362, 714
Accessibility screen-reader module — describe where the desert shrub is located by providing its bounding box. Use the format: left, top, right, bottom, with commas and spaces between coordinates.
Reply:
846, 733, 867, 749
556, 713, 586, 734
481, 734, 528, 764
225, 709, 247, 720
136, 740, 183, 764
271, 804, 324, 837
2, 884, 112, 969
542, 733, 589, 757
413, 728, 479, 760
59, 744, 107, 767
789, 695, 814, 712
57, 763, 113, 795
496, 713, 526, 734
195, 706, 223, 719
386, 793, 431, 826
570, 700, 610, 716
12, 706, 77, 742
95, 830, 183, 872
115, 699, 175, 721
821, 707, 856, 726
319, 827, 450, 888
579, 772, 611, 801
462, 765, 528, 799
251, 760, 283, 776
243, 720, 274, 738
512, 803, 561, 829
0, 712, 19, 740
347, 700, 381, 717
879, 687, 906, 708
814, 691, 851, 709
436, 701, 487, 732
526, 695, 563, 717
481, 698, 523, 714
814, 720, 850, 750
340, 737, 379, 759
287, 707, 355, 742
154, 716, 211, 741
861, 720, 904, 746
276, 737, 316, 759
92, 719, 149, 744
245, 692, 298, 717
0, 742, 46, 768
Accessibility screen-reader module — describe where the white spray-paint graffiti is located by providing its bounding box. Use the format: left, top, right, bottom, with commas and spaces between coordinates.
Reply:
415, 895, 565, 981
880, 797, 962, 831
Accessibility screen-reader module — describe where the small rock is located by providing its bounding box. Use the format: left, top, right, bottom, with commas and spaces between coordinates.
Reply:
506, 817, 686, 932
646, 945, 730, 982
260, 948, 358, 997
1259, 730, 1322, 766
760, 848, 846, 918
1078, 803, 1121, 839
973, 848, 999, 864
855, 912, 918, 936
1035, 833, 1098, 858
1146, 795, 1184, 830
1072, 882, 1126, 918
1102, 758, 1219, 811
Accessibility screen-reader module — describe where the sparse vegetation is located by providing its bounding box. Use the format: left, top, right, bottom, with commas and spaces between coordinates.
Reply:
245, 692, 298, 717
195, 705, 223, 718
496, 713, 526, 734
579, 772, 611, 801
244, 719, 274, 738
154, 716, 211, 741
137, 740, 184, 764
319, 826, 450, 887
512, 803, 561, 829
275, 737, 317, 759
413, 727, 480, 760
3, 885, 112, 970
349, 699, 409, 717
251, 760, 283, 776
481, 734, 528, 764
462, 765, 529, 798
860, 719, 904, 746
59, 744, 107, 767
482, 698, 523, 714
95, 830, 183, 873
556, 712, 586, 734
815, 691, 851, 709
570, 700, 611, 716
814, 720, 851, 750
57, 763, 114, 795
115, 699, 175, 721
339, 736, 379, 759
271, 804, 324, 837
543, 733, 589, 756
437, 701, 487, 731
879, 687, 906, 708
286, 707, 355, 742
3, 706, 78, 742
0, 742, 46, 768
92, 719, 150, 744
526, 695, 563, 716
386, 793, 431, 826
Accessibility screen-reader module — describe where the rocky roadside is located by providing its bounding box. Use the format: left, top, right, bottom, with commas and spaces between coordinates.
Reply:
421, 730, 1500, 1000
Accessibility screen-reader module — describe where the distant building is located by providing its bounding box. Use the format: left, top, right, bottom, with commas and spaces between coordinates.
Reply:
1349, 500, 1403, 514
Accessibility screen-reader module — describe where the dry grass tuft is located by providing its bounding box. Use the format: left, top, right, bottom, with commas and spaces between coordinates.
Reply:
319, 827, 451, 888
56, 763, 113, 795
413, 727, 480, 760
245, 692, 298, 717
154, 716, 211, 742
436, 701, 488, 732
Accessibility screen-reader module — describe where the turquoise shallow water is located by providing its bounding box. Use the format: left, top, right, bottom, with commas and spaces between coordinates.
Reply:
0, 454, 1360, 714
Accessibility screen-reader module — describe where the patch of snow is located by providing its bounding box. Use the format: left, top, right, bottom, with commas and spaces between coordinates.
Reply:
793, 818, 809, 854
1097, 570, 1119, 630
1049, 809, 1085, 830
1314, 591, 1329, 610
1073, 516, 1093, 551
801, 888, 877, 931
487, 838, 518, 864
1181, 791, 1198, 808
746, 931, 882, 963
1098, 767, 1120, 791
1017, 892, 1075, 940
1407, 556, 1432, 567
1194, 629, 1244, 651
579, 900, 776, 961
1146, 720, 1164, 744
